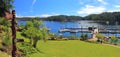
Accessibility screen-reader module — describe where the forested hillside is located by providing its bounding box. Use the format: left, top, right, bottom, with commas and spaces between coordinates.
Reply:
17, 12, 120, 22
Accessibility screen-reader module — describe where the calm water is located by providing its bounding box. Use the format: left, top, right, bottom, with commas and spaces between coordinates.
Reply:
18, 20, 120, 43
18, 20, 120, 40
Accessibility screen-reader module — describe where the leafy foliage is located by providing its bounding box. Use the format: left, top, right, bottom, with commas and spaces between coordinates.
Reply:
0, 18, 12, 46
69, 35, 76, 40
42, 27, 49, 39
0, 18, 11, 27
96, 33, 104, 43
110, 35, 118, 45
0, 18, 12, 55
96, 33, 104, 39
0, 0, 14, 17
17, 42, 37, 57
21, 18, 48, 48
31, 18, 43, 29
80, 33, 88, 41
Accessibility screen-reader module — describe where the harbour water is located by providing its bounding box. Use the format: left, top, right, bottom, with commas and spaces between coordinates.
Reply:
18, 20, 120, 38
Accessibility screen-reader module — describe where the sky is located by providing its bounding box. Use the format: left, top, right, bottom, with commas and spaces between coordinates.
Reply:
14, 0, 120, 17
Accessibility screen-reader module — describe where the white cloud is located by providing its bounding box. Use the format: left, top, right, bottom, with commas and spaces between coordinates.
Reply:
40, 14, 52, 17
16, 15, 37, 18
30, 0, 37, 13
107, 10, 120, 12
114, 5, 120, 8
77, 5, 106, 15
97, 0, 108, 5
32, 0, 37, 7
40, 14, 60, 17
16, 14, 60, 18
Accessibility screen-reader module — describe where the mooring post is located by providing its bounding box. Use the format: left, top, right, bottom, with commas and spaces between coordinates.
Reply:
11, 10, 17, 57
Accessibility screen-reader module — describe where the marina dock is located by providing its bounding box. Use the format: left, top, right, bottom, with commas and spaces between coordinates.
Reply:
59, 28, 120, 34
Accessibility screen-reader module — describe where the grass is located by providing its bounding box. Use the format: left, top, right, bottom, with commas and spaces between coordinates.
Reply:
16, 32, 120, 57
30, 40, 120, 57
1, 32, 120, 57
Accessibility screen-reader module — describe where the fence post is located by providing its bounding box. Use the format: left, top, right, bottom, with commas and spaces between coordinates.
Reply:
11, 10, 17, 57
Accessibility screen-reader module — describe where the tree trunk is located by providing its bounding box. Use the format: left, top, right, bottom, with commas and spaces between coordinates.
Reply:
33, 39, 38, 48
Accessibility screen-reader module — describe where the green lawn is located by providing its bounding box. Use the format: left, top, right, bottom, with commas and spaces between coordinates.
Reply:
30, 40, 120, 57
1, 32, 119, 57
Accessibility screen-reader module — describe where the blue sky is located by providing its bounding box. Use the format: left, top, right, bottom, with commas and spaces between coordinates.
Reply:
14, 0, 120, 17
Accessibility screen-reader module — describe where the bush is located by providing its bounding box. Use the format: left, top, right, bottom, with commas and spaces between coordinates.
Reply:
57, 35, 62, 39
69, 35, 76, 40
109, 36, 118, 45
80, 33, 88, 41
17, 42, 37, 57
2, 36, 12, 46
96, 33, 104, 39
76, 38, 80, 40
61, 38, 68, 40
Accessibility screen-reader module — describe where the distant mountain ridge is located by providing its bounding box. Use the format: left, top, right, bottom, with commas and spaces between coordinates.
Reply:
17, 12, 120, 22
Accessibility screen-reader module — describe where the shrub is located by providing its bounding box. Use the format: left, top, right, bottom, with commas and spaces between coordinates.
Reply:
110, 35, 118, 45
80, 33, 88, 41
96, 33, 104, 39
69, 35, 76, 40
61, 38, 68, 40
96, 33, 104, 43
57, 35, 63, 40
17, 42, 37, 57
0, 18, 12, 55
76, 38, 80, 40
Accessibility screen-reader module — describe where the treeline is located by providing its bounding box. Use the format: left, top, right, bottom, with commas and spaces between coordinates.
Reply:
17, 15, 84, 22
42, 15, 84, 22
84, 12, 120, 24
17, 12, 120, 22
85, 12, 120, 21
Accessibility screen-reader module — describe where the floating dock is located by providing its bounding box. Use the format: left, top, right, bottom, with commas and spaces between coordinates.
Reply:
59, 28, 120, 34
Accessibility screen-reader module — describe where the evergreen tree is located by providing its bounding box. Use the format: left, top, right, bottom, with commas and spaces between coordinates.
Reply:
0, 0, 14, 17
